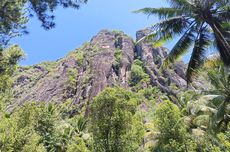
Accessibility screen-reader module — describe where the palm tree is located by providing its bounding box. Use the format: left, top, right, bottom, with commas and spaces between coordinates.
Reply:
136, 0, 230, 83
184, 61, 230, 132
206, 63, 230, 131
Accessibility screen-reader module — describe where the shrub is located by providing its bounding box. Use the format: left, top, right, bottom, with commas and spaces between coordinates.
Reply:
129, 59, 150, 87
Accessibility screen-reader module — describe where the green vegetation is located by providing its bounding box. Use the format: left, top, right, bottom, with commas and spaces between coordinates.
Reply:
112, 49, 123, 75
129, 59, 150, 90
1, 48, 230, 151
67, 68, 78, 89
114, 49, 122, 63
0, 1, 229, 152
133, 3, 230, 150
89, 87, 144, 152
0, 45, 24, 109
153, 100, 197, 152
0, 103, 90, 152
38, 61, 57, 73
0, 46, 90, 151
75, 51, 85, 66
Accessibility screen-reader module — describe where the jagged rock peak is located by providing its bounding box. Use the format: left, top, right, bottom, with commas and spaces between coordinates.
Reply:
12, 29, 136, 108
136, 28, 152, 41
11, 29, 193, 111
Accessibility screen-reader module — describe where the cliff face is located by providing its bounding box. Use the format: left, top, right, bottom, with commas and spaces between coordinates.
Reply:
12, 29, 189, 109
135, 29, 187, 97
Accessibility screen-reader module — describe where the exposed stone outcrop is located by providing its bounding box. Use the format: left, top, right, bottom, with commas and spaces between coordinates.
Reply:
12, 30, 134, 107
135, 29, 187, 99
12, 29, 191, 109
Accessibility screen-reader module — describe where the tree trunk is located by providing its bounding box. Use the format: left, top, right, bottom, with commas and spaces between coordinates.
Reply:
208, 22, 230, 66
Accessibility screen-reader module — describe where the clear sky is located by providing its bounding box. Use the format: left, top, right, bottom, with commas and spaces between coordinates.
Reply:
11, 0, 171, 65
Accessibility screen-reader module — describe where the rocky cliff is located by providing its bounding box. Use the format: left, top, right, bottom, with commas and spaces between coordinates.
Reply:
12, 29, 191, 110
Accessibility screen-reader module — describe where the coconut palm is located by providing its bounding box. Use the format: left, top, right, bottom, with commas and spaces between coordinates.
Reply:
184, 61, 230, 132
136, 0, 230, 83
206, 63, 230, 131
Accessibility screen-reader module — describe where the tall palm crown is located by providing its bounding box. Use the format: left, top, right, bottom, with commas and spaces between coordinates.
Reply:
136, 0, 230, 83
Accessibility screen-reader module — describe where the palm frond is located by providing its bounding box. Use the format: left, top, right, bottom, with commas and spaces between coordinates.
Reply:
137, 16, 190, 46
217, 8, 230, 22
76, 117, 87, 133
221, 22, 230, 43
165, 0, 192, 9
216, 1, 230, 11
222, 22, 230, 30
203, 54, 222, 69
186, 27, 211, 83
208, 68, 226, 92
217, 0, 230, 4
153, 16, 189, 33
209, 95, 225, 109
163, 26, 196, 67
152, 34, 173, 47
134, 7, 182, 19
214, 101, 226, 123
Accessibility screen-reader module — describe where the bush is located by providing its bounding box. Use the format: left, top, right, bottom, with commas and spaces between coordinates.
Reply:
67, 68, 78, 88
112, 49, 123, 75
67, 136, 89, 152
129, 59, 150, 87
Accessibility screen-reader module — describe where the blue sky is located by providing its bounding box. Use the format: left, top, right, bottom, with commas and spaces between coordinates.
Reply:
12, 0, 172, 65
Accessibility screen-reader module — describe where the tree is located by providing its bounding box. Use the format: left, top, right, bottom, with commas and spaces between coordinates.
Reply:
0, 102, 90, 152
34, 103, 61, 152
0, 103, 46, 151
183, 94, 230, 151
0, 45, 24, 110
204, 61, 230, 131
89, 87, 144, 152
0, 0, 27, 45
0, 0, 88, 46
185, 59, 230, 132
136, 0, 230, 83
154, 100, 197, 152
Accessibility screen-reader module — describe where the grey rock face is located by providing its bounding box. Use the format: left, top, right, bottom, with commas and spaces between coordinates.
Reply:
135, 29, 187, 97
12, 29, 191, 108
13, 30, 135, 107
